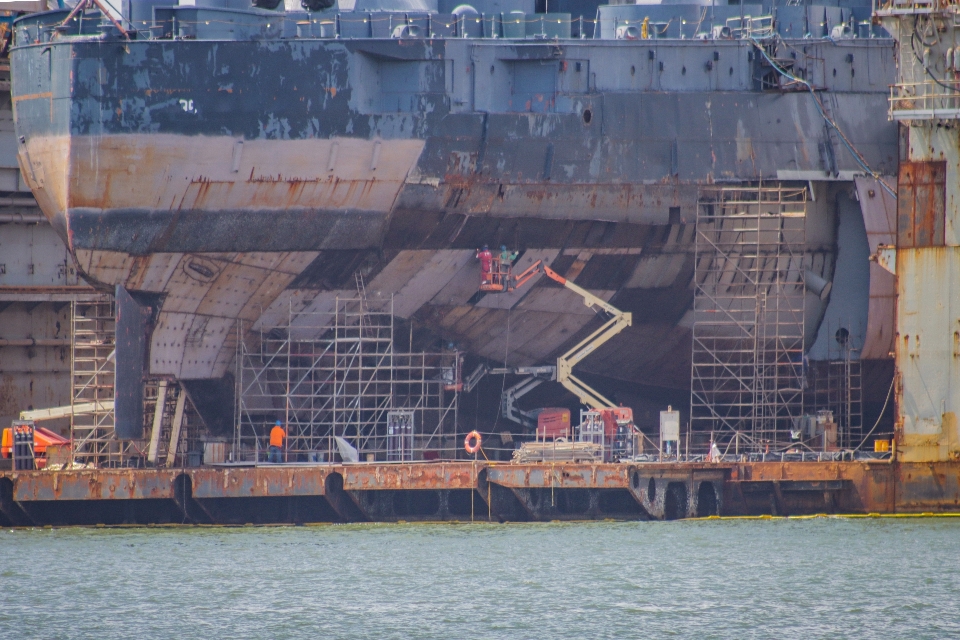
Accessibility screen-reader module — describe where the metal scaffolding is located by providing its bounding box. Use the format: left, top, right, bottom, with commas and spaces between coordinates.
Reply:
142, 381, 201, 467
70, 295, 118, 466
806, 322, 863, 449
235, 296, 460, 463
70, 295, 199, 467
690, 184, 808, 451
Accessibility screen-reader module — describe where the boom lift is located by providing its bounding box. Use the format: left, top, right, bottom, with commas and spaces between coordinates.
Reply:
479, 257, 545, 294
467, 261, 637, 457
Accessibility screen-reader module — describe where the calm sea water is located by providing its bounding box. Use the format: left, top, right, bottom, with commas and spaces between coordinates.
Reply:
2, 519, 958, 639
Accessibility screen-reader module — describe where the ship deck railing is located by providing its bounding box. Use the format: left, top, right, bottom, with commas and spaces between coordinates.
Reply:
889, 80, 960, 120
876, 0, 960, 16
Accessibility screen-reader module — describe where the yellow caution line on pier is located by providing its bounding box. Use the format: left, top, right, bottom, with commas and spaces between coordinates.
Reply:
694, 512, 960, 521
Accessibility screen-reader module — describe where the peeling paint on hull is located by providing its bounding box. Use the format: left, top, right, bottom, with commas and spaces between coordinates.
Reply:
9, 35, 899, 391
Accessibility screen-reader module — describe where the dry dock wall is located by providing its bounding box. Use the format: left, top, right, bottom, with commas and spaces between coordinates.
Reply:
1, 461, 957, 526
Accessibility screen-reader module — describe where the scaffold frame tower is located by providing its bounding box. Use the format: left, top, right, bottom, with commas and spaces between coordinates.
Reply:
805, 318, 864, 449
691, 184, 808, 451
70, 295, 118, 465
235, 296, 460, 462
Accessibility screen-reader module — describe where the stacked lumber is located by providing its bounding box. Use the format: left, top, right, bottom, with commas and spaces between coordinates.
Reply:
511, 440, 603, 464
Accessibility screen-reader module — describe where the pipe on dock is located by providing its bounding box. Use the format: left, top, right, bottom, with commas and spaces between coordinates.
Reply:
0, 338, 71, 347
0, 211, 45, 223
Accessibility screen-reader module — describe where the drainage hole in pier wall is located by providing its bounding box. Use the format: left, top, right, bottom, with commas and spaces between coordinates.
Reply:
392, 490, 440, 517
325, 472, 344, 493
648, 477, 657, 501
447, 490, 475, 517
598, 490, 642, 515
556, 489, 591, 515
0, 477, 13, 507
696, 481, 718, 517
631, 471, 640, 490
173, 473, 192, 502
664, 482, 688, 520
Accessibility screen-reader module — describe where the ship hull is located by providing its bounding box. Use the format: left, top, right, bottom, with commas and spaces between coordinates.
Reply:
11, 34, 899, 397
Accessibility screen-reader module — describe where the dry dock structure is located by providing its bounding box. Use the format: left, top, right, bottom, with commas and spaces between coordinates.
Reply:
4, 460, 958, 526
4, 0, 960, 523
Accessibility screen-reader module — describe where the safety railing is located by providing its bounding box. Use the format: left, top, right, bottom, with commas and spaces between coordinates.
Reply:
889, 80, 960, 120
875, 0, 958, 15
725, 15, 774, 39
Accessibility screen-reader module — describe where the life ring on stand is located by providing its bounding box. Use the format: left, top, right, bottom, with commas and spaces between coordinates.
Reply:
464, 430, 482, 454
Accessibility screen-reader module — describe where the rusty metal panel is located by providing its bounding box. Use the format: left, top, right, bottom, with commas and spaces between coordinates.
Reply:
2, 460, 958, 518
0, 301, 73, 434
897, 462, 960, 511
0, 221, 77, 287
12, 469, 176, 501
895, 249, 960, 460
897, 161, 946, 248
189, 467, 327, 499
342, 463, 477, 491
488, 464, 629, 489
728, 461, 895, 513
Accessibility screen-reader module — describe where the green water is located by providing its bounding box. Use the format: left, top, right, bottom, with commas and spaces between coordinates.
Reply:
2, 519, 958, 639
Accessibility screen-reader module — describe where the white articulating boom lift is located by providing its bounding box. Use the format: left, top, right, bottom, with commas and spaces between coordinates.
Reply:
540, 263, 632, 412
464, 260, 634, 434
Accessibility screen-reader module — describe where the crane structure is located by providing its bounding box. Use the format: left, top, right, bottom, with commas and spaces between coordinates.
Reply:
466, 260, 635, 440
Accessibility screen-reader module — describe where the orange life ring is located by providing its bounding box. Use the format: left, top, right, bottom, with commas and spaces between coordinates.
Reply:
464, 430, 482, 454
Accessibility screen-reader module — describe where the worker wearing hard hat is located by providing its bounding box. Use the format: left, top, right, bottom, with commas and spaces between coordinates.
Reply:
476, 244, 493, 284
499, 245, 518, 268
268, 420, 285, 463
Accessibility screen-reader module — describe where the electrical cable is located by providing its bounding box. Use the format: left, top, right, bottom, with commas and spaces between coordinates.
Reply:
491, 304, 511, 433
749, 37, 897, 198
910, 14, 960, 94
854, 373, 896, 452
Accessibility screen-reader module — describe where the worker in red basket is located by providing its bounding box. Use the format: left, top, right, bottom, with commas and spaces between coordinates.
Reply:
268, 420, 285, 463
476, 244, 493, 285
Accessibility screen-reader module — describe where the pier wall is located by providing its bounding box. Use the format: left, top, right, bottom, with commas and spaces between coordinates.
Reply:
2, 460, 957, 526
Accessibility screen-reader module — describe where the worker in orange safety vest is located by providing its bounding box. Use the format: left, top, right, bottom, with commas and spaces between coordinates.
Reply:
268, 420, 285, 463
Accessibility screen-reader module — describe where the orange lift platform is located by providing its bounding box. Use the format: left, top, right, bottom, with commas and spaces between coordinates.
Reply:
479, 258, 545, 293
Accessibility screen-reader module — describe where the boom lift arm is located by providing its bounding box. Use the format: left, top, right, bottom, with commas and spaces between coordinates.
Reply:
464, 261, 632, 426
540, 264, 633, 412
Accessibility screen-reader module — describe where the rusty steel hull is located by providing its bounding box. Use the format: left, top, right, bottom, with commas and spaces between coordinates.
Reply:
1, 460, 957, 526
8, 30, 899, 402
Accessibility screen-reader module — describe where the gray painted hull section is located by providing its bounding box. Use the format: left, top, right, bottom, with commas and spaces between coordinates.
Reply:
9, 29, 897, 396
